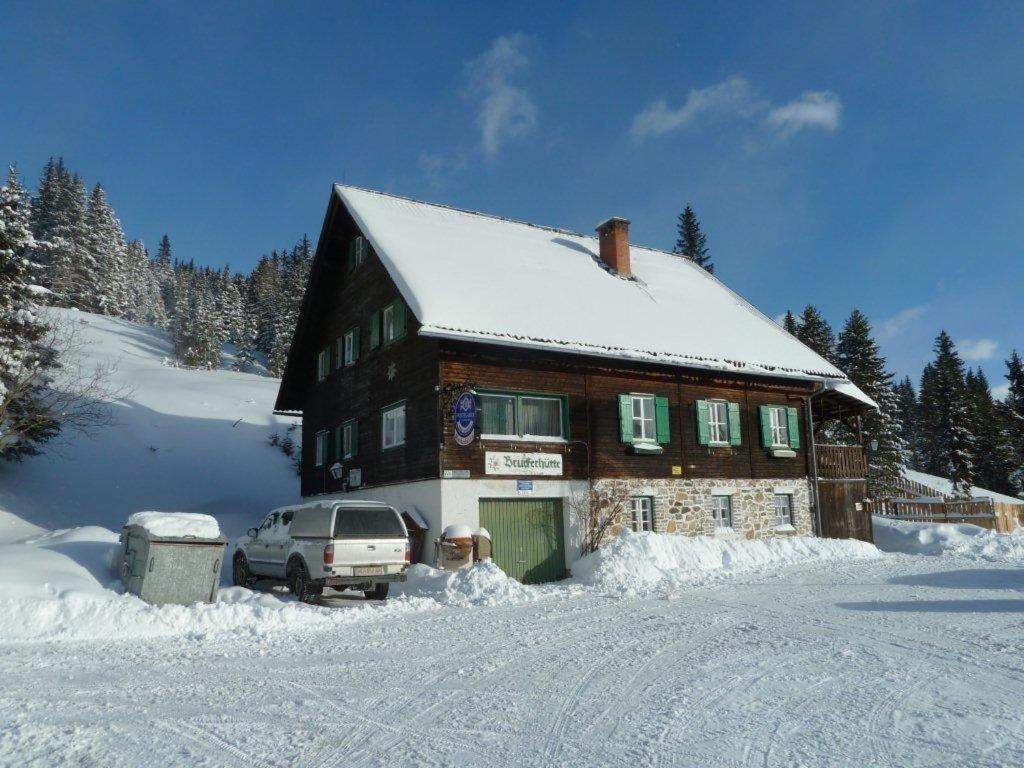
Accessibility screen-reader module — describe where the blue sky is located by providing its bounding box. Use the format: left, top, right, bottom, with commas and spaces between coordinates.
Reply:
3, 2, 1022, 391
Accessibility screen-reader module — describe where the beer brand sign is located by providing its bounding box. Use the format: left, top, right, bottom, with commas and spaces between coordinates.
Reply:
453, 391, 477, 446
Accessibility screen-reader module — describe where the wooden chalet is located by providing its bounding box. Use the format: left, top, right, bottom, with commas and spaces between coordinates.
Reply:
275, 186, 876, 582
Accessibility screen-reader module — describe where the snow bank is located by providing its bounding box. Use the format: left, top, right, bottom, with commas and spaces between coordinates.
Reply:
872, 516, 1024, 561
572, 531, 881, 597
125, 511, 221, 540
393, 561, 537, 607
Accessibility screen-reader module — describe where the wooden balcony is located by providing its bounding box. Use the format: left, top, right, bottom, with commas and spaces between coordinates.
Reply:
814, 444, 868, 480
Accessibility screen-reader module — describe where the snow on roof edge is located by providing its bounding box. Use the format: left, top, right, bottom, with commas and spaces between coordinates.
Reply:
903, 468, 1024, 505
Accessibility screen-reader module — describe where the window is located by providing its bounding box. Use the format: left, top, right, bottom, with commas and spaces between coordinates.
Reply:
381, 402, 406, 449
371, 300, 407, 348
631, 497, 654, 532
314, 430, 329, 467
479, 392, 566, 441
632, 395, 656, 442
334, 506, 406, 539
343, 327, 359, 366
768, 407, 789, 447
711, 495, 733, 530
707, 401, 729, 445
341, 419, 357, 459
774, 494, 793, 527
382, 304, 395, 343
347, 235, 369, 272
316, 347, 330, 382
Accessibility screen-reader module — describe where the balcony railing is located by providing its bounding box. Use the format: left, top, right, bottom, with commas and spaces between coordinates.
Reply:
814, 444, 868, 480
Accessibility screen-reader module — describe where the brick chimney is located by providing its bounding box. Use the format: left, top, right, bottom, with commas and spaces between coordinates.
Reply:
596, 217, 631, 276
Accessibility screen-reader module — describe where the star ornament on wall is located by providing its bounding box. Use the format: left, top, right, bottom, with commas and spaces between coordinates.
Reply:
386, 362, 397, 381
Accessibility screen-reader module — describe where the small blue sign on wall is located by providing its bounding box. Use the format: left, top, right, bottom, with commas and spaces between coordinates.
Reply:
453, 390, 477, 446
517, 479, 534, 494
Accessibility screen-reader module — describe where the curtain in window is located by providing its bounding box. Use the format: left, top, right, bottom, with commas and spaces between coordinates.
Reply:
481, 394, 515, 435
520, 397, 561, 437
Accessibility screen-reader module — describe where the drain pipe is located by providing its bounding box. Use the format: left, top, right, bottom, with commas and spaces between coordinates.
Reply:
806, 381, 829, 537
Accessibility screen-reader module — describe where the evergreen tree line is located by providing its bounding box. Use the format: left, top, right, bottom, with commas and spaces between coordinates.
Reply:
17, 158, 311, 375
784, 305, 1023, 499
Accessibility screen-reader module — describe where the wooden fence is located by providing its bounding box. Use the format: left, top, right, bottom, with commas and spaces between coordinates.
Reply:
815, 444, 868, 480
865, 498, 1017, 533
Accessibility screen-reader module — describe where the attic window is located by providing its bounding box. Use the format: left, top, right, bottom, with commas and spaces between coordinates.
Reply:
347, 236, 370, 272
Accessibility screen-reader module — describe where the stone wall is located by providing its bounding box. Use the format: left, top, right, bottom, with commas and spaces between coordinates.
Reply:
593, 477, 814, 539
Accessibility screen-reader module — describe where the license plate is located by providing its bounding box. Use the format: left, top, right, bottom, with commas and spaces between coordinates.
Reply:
353, 566, 384, 576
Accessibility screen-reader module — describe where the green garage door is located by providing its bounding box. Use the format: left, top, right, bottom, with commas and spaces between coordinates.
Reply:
479, 498, 566, 584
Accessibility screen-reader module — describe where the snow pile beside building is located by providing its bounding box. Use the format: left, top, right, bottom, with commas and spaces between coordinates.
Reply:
572, 531, 881, 597
125, 511, 222, 539
394, 561, 538, 607
873, 516, 1024, 561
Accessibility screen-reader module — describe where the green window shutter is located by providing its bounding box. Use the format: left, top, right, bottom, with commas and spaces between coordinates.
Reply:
786, 407, 801, 449
369, 310, 381, 349
392, 300, 407, 340
618, 394, 634, 444
351, 326, 361, 362
695, 400, 710, 445
356, 236, 367, 263
655, 396, 671, 444
759, 405, 773, 448
346, 239, 357, 272
351, 419, 359, 457
334, 426, 342, 460
727, 402, 742, 446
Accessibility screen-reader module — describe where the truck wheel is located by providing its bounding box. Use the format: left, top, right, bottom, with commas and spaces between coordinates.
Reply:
232, 553, 253, 587
365, 582, 390, 601
288, 561, 320, 604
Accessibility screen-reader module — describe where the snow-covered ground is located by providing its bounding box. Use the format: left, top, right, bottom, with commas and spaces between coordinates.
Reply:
0, 310, 300, 540
3, 522, 1024, 766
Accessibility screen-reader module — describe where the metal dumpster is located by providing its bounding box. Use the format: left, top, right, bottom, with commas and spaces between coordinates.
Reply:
119, 513, 227, 606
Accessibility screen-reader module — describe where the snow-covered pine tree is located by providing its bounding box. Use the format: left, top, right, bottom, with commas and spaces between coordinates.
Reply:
964, 368, 1019, 495
796, 305, 837, 363
267, 236, 313, 376
123, 240, 166, 327
249, 252, 283, 355
893, 376, 924, 470
1003, 351, 1024, 493
782, 310, 799, 336
214, 265, 246, 345
84, 183, 131, 316
31, 163, 95, 309
151, 234, 175, 322
0, 165, 59, 459
171, 267, 221, 369
673, 205, 713, 273
835, 309, 904, 495
919, 331, 975, 496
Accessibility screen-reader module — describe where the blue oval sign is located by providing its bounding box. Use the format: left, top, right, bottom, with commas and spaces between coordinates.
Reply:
453, 391, 477, 446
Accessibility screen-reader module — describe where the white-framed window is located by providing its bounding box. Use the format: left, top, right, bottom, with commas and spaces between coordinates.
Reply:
382, 304, 395, 344
381, 402, 406, 449
768, 406, 790, 448
316, 347, 330, 382
711, 495, 733, 529
314, 430, 329, 467
479, 392, 566, 441
341, 420, 357, 459
631, 395, 656, 442
343, 328, 358, 366
774, 494, 793, 527
631, 497, 654, 532
707, 400, 729, 445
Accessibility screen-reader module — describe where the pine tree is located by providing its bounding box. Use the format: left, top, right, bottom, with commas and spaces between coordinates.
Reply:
0, 166, 59, 459
782, 310, 799, 336
893, 376, 923, 470
796, 305, 837, 363
151, 234, 175, 322
123, 240, 165, 327
964, 368, 1019, 495
835, 309, 904, 494
919, 331, 975, 496
84, 183, 130, 316
673, 205, 713, 273
31, 163, 95, 309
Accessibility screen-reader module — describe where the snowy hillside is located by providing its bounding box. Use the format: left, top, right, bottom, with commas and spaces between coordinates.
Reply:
0, 309, 300, 541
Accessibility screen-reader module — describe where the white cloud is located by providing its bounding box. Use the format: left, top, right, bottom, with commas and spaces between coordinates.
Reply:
765, 91, 842, 137
629, 76, 762, 144
877, 305, 927, 340
464, 34, 537, 157
959, 338, 999, 361
991, 382, 1011, 401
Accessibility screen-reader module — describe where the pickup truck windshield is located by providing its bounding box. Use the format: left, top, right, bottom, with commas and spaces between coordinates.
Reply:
334, 508, 406, 539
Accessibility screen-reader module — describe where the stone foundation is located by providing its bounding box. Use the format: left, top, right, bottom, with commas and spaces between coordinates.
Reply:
593, 477, 813, 539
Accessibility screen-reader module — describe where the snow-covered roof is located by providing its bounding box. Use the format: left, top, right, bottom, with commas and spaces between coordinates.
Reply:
902, 469, 1024, 506
824, 379, 879, 410
334, 185, 866, 389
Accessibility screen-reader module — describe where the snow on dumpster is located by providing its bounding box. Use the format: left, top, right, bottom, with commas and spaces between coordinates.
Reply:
120, 512, 227, 606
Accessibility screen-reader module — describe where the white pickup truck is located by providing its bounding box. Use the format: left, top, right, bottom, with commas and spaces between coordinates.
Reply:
232, 500, 410, 601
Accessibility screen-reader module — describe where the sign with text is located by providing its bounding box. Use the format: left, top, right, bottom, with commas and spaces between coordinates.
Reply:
516, 479, 534, 494
485, 452, 563, 476
453, 391, 477, 446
